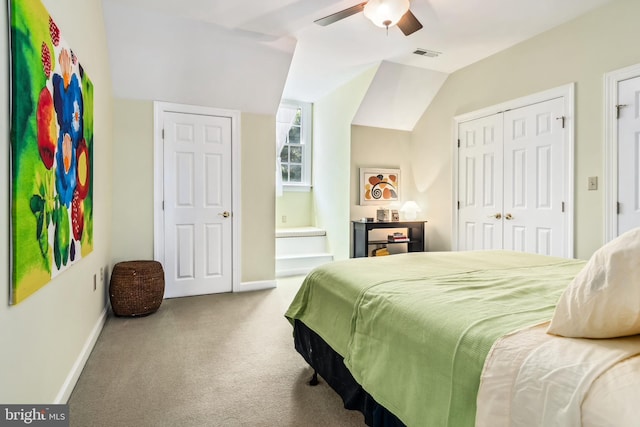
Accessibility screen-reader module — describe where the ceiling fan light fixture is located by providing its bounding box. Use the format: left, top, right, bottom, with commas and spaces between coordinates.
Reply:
363, 0, 410, 29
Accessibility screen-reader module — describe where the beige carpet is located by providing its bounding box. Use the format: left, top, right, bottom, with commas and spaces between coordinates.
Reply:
68, 276, 365, 427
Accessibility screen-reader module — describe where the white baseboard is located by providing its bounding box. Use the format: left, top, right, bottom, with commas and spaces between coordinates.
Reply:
55, 306, 107, 403
235, 279, 277, 292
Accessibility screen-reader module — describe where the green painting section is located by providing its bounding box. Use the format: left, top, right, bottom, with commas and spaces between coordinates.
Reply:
11, 0, 53, 298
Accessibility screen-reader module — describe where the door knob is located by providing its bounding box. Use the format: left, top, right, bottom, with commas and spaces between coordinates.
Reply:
488, 213, 502, 219
218, 211, 231, 218
505, 213, 513, 220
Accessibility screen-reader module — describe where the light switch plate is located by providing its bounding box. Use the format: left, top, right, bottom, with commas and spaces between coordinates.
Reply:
588, 176, 598, 191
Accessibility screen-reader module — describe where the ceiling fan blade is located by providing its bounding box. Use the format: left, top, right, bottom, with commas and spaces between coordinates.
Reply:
397, 10, 423, 36
314, 2, 367, 26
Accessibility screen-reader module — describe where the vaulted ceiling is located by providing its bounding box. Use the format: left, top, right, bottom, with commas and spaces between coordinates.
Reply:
102, 0, 614, 127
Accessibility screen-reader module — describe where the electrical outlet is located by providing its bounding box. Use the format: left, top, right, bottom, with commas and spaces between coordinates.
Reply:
93, 274, 97, 291
100, 267, 104, 282
588, 176, 598, 191
282, 215, 287, 223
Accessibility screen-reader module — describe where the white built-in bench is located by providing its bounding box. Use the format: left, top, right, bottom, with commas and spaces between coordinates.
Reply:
275, 227, 333, 277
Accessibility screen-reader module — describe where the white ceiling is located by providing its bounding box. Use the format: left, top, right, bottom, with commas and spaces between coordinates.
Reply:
352, 61, 448, 131
103, 0, 614, 105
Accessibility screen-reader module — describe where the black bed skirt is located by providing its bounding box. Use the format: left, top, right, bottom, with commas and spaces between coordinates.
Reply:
293, 319, 406, 427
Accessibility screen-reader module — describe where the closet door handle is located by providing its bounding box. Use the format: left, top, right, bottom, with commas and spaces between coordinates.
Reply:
488, 213, 502, 219
505, 213, 513, 220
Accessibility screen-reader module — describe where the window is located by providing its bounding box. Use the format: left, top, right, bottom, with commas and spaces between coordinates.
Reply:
277, 101, 312, 191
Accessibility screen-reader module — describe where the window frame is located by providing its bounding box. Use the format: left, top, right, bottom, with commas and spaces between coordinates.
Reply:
278, 100, 312, 192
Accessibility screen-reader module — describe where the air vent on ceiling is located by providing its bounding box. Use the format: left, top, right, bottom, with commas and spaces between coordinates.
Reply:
413, 48, 441, 58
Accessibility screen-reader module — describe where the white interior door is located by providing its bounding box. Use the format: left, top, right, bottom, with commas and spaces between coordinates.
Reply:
503, 98, 566, 256
458, 114, 504, 250
457, 96, 568, 256
617, 75, 640, 235
162, 112, 233, 298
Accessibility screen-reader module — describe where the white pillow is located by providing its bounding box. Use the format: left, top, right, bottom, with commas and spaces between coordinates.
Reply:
547, 227, 640, 338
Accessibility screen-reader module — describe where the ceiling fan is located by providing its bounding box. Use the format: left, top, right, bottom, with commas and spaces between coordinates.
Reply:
314, 0, 423, 36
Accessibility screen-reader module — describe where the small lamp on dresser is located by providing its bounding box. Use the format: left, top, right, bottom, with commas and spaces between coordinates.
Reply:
400, 200, 421, 220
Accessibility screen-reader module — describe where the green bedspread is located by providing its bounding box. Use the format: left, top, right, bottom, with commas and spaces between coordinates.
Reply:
285, 251, 586, 427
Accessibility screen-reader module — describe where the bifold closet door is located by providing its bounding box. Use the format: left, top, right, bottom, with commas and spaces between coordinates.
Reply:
458, 97, 566, 256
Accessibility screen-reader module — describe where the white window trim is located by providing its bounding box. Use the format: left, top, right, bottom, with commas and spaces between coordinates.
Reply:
280, 100, 312, 191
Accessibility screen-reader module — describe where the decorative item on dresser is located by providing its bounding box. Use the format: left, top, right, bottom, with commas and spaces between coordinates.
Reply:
376, 208, 390, 222
400, 200, 421, 220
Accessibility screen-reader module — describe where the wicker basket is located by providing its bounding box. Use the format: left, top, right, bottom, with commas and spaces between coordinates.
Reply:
109, 260, 165, 317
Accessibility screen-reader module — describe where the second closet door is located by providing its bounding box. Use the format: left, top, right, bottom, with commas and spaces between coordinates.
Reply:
503, 97, 566, 255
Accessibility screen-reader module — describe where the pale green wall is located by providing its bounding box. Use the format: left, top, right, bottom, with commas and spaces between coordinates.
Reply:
110, 100, 276, 283
314, 67, 377, 260
241, 113, 276, 282
112, 99, 154, 262
411, 0, 640, 259
0, 0, 113, 402
351, 125, 414, 219
276, 191, 314, 228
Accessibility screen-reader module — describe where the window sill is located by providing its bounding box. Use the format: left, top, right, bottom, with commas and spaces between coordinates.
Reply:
283, 184, 312, 192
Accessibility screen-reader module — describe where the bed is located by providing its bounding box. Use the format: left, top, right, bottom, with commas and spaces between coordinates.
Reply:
285, 228, 640, 427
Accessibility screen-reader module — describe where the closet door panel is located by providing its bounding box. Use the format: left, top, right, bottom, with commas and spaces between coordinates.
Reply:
503, 98, 565, 256
457, 114, 504, 251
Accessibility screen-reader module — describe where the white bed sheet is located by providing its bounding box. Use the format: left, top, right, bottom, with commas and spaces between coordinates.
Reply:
476, 322, 640, 427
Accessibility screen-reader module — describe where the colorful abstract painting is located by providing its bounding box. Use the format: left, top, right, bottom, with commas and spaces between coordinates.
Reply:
359, 168, 400, 205
10, 0, 94, 305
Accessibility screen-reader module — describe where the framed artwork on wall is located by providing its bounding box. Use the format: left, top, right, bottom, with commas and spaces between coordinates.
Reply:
359, 168, 400, 206
9, 0, 94, 304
